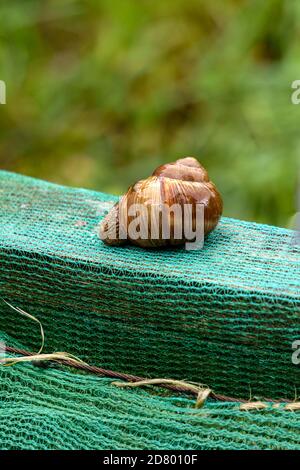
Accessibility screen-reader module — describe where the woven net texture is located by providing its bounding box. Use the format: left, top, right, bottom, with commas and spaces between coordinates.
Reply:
0, 170, 299, 449
0, 333, 299, 451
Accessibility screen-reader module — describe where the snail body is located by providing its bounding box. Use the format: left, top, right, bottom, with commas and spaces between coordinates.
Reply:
100, 157, 223, 249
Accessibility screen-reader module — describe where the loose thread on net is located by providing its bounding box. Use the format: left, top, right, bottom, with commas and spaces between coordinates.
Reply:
0, 299, 89, 367
2, 298, 45, 354
4, 342, 296, 407
1, 300, 296, 407
112, 378, 212, 408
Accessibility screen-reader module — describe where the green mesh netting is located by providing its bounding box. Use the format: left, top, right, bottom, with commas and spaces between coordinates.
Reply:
0, 332, 300, 450
0, 170, 300, 450
0, 170, 299, 399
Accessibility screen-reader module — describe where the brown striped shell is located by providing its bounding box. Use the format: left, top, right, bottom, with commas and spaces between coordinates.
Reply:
99, 157, 223, 248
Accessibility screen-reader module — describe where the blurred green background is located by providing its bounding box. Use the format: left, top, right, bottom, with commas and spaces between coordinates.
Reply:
0, 0, 299, 227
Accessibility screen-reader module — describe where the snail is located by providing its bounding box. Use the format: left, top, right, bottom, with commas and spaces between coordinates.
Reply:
99, 157, 223, 249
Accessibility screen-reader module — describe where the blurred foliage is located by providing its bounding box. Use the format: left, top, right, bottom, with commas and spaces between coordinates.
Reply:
0, 0, 299, 227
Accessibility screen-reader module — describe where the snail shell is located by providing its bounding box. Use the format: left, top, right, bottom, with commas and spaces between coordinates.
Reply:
100, 157, 223, 248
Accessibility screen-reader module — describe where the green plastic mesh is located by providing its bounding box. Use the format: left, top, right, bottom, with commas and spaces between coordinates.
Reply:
0, 332, 300, 451
0, 171, 300, 449
0, 170, 299, 402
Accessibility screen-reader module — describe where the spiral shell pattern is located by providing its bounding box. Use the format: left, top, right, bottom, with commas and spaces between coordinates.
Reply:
100, 157, 223, 248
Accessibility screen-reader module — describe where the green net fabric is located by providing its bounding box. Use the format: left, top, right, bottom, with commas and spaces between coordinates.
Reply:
0, 333, 300, 451
0, 170, 299, 402
0, 171, 299, 450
